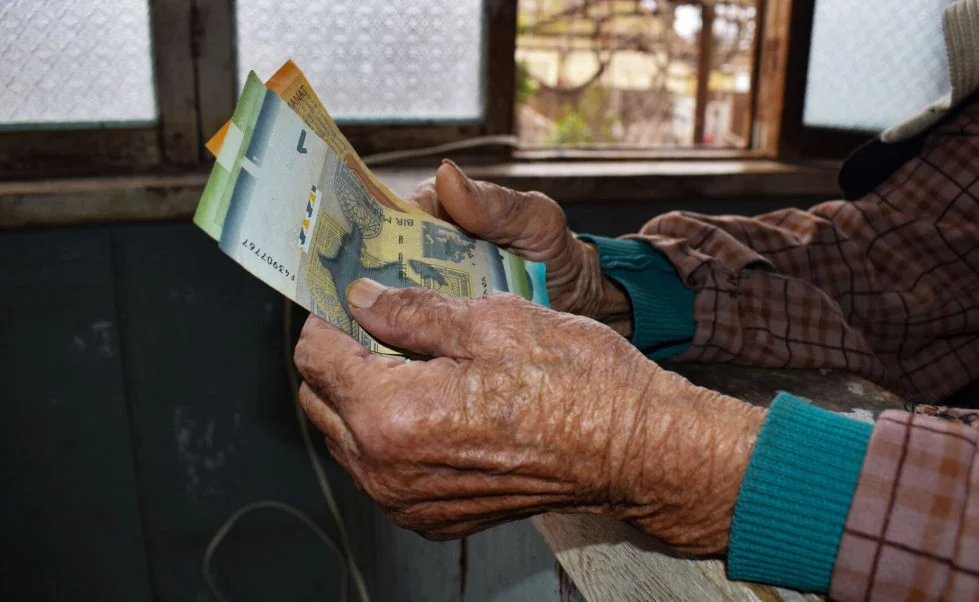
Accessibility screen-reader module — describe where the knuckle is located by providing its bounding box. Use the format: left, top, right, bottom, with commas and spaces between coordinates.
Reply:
293, 340, 326, 389
465, 315, 496, 346
382, 286, 439, 319
527, 191, 568, 233
525, 189, 555, 208
293, 331, 315, 369
463, 298, 499, 340
364, 477, 402, 510
383, 287, 462, 337
292, 339, 310, 372
388, 507, 420, 531
384, 292, 426, 328
297, 382, 318, 410
418, 528, 454, 541
389, 508, 453, 541
527, 190, 565, 217
356, 408, 413, 461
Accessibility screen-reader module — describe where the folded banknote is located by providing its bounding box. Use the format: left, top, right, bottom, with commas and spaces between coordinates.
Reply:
198, 60, 425, 243
194, 69, 548, 356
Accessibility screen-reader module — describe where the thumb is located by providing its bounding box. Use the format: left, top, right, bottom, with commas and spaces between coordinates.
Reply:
435, 160, 565, 252
346, 278, 479, 358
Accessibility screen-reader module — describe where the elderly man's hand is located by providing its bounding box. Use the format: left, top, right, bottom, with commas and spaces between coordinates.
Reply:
407, 162, 634, 336
294, 280, 766, 554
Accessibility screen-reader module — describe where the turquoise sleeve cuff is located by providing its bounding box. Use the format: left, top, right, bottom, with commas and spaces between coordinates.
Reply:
728, 392, 873, 592
576, 234, 694, 360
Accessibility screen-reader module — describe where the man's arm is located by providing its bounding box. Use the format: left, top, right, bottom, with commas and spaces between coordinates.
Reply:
830, 406, 979, 601
631, 96, 979, 401
727, 394, 979, 600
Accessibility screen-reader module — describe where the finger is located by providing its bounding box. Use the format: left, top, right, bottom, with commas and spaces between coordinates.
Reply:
297, 382, 365, 480
405, 178, 454, 223
346, 279, 494, 359
392, 496, 556, 540
298, 382, 348, 448
435, 160, 566, 256
400, 515, 506, 541
293, 314, 401, 404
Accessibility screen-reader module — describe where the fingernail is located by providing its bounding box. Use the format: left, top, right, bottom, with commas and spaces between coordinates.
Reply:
441, 158, 477, 195
347, 278, 387, 309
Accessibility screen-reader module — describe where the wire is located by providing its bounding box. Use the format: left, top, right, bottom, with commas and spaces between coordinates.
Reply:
202, 300, 371, 602
360, 134, 519, 167
283, 301, 372, 602
202, 500, 348, 602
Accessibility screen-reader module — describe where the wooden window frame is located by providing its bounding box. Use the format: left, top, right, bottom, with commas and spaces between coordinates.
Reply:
0, 0, 867, 178
0, 0, 518, 179
1, 0, 861, 227
0, 0, 867, 179
752, 0, 872, 161
1, 0, 207, 180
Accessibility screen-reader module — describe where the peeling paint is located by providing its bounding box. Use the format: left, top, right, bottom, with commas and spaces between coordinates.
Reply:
90, 320, 116, 358
173, 407, 240, 497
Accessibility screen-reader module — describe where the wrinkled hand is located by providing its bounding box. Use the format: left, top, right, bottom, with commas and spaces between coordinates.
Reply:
407, 161, 634, 336
295, 280, 766, 554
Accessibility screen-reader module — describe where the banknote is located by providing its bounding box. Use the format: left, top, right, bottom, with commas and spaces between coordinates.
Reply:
197, 60, 425, 242
197, 72, 548, 356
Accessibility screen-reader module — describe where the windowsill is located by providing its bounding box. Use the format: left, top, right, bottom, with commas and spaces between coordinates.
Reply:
0, 159, 841, 228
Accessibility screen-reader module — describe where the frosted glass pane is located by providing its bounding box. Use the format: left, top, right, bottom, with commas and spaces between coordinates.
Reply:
803, 0, 955, 132
235, 0, 485, 122
0, 0, 157, 126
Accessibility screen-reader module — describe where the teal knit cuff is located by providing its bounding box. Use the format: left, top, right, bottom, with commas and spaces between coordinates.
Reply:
728, 392, 873, 592
576, 234, 694, 360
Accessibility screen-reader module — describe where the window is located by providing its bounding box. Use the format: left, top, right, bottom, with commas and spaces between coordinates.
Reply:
803, 0, 954, 132
0, 0, 157, 127
514, 0, 758, 148
235, 0, 486, 123
0, 0, 898, 183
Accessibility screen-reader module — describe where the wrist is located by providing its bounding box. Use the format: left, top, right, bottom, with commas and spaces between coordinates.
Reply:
574, 240, 634, 336
728, 393, 873, 591
613, 372, 766, 554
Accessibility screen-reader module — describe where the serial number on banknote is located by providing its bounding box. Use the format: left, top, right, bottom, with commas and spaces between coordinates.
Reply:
241, 239, 297, 281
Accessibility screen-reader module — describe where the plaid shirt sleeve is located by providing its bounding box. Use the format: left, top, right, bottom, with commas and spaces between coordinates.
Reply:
631, 98, 979, 401
830, 407, 979, 601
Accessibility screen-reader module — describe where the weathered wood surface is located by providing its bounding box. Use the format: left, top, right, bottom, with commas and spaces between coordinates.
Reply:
533, 363, 905, 602
663, 362, 906, 415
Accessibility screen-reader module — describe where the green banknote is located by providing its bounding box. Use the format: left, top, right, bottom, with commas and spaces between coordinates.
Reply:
196, 72, 548, 355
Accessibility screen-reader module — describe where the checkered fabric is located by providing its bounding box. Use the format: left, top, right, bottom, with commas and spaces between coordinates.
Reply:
634, 98, 979, 401
829, 410, 979, 601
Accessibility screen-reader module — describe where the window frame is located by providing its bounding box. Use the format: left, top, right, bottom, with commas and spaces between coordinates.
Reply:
755, 0, 873, 161
0, 0, 859, 195
0, 0, 519, 178
0, 0, 205, 180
